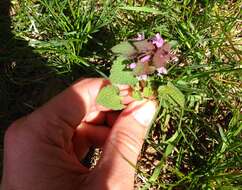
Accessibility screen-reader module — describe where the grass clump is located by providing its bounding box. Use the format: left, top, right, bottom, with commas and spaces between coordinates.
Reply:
1, 0, 242, 189
12, 0, 116, 75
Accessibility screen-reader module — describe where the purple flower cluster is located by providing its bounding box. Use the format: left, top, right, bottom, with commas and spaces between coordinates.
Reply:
152, 33, 164, 48
128, 33, 172, 80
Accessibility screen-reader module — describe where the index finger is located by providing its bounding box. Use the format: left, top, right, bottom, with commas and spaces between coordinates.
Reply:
36, 78, 110, 128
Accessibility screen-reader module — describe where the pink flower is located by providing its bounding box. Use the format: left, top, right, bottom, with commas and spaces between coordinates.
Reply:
157, 67, 168, 75
152, 33, 164, 48
129, 63, 137, 69
140, 55, 151, 63
137, 74, 148, 81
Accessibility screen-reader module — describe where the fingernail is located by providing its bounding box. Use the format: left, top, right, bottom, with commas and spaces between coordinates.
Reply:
132, 100, 157, 126
84, 111, 99, 122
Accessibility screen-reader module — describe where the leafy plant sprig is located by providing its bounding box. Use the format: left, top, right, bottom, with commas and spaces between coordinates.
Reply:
97, 33, 184, 110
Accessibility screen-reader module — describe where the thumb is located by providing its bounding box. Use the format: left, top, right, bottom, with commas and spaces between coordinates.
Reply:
91, 100, 157, 189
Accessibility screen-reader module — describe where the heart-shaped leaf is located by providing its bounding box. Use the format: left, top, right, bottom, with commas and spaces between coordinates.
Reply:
158, 82, 185, 108
111, 42, 137, 58
96, 85, 125, 110
132, 40, 155, 53
110, 56, 138, 85
133, 61, 156, 76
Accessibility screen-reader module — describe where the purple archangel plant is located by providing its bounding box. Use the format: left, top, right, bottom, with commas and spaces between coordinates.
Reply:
96, 33, 184, 110
111, 33, 173, 80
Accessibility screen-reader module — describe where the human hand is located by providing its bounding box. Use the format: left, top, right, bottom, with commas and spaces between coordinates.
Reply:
2, 78, 157, 190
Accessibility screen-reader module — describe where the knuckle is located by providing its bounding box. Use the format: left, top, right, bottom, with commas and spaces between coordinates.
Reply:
113, 129, 143, 154
4, 117, 26, 145
4, 123, 18, 145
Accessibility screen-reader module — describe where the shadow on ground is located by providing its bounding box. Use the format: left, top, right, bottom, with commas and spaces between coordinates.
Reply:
0, 0, 68, 178
0, 0, 114, 179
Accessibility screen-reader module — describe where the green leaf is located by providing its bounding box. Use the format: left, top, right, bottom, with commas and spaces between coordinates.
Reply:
229, 109, 240, 128
169, 40, 179, 49
110, 56, 138, 85
119, 6, 163, 15
230, 109, 242, 136
111, 42, 136, 58
111, 40, 155, 58
165, 130, 179, 143
96, 85, 125, 110
164, 144, 174, 157
143, 85, 154, 98
133, 61, 156, 76
132, 90, 142, 100
149, 161, 163, 183
158, 82, 185, 108
132, 40, 155, 53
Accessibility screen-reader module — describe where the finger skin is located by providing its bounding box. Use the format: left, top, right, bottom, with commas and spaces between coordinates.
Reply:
2, 78, 111, 190
73, 123, 110, 161
2, 121, 89, 190
106, 111, 120, 127
3, 78, 153, 190
38, 78, 110, 128
38, 78, 133, 129
88, 100, 157, 190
